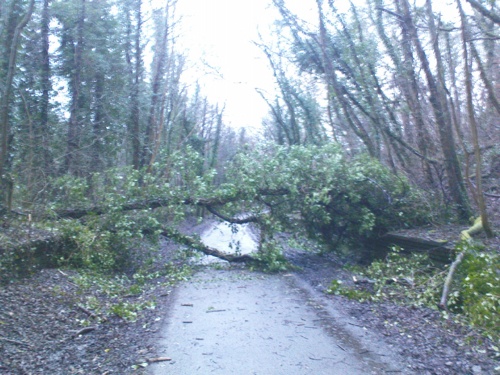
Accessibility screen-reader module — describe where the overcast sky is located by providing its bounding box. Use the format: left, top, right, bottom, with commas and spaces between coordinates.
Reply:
175, 0, 318, 131
173, 0, 462, 132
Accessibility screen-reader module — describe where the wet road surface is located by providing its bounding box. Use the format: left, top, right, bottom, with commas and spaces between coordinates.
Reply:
148, 268, 407, 374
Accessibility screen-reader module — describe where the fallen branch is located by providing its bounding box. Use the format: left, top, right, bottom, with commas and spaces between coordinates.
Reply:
73, 326, 97, 337
484, 191, 500, 198
147, 357, 172, 363
438, 251, 466, 311
160, 226, 260, 263
0, 335, 31, 347
460, 217, 483, 241
205, 205, 260, 224
53, 188, 289, 220
77, 305, 99, 320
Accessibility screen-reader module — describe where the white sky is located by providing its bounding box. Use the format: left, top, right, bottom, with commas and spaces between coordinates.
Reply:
176, 0, 317, 130
174, 0, 462, 131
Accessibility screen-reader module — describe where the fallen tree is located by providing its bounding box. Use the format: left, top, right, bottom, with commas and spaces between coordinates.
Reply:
159, 226, 259, 263
0, 220, 262, 284
51, 188, 288, 220
3, 144, 433, 277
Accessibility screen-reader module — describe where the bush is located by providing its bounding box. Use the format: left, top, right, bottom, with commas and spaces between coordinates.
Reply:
57, 210, 161, 272
226, 144, 430, 252
454, 243, 500, 338
327, 243, 500, 341
327, 247, 444, 306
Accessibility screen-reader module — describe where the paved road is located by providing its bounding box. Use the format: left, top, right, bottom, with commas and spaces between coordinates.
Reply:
148, 268, 408, 375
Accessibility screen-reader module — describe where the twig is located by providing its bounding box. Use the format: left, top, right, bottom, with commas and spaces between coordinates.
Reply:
74, 326, 96, 337
0, 335, 31, 347
206, 309, 226, 313
147, 357, 171, 363
348, 322, 365, 328
57, 269, 68, 276
77, 305, 99, 320
439, 251, 465, 311
484, 191, 500, 198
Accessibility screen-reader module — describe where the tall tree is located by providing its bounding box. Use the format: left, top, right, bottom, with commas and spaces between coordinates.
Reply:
53, 0, 127, 175
0, 0, 35, 210
143, 0, 182, 168
457, 0, 494, 237
372, 0, 435, 184
399, 0, 471, 219
59, 0, 86, 175
123, 0, 144, 170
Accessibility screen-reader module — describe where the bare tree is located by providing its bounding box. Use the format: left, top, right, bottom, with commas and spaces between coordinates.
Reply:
457, 0, 494, 237
400, 0, 471, 220
465, 0, 500, 25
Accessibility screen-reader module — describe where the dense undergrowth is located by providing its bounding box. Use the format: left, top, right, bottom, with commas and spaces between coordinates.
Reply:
1, 144, 498, 343
1, 144, 430, 277
68, 261, 192, 323
327, 242, 500, 344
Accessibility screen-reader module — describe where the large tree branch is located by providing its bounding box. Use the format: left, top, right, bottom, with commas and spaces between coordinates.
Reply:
205, 205, 260, 224
439, 251, 465, 311
465, 0, 500, 25
160, 226, 259, 263
53, 187, 290, 219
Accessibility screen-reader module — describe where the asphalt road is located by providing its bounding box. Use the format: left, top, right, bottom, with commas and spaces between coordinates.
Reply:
148, 268, 408, 375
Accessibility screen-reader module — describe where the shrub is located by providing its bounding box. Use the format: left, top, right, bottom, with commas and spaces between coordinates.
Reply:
226, 144, 430, 252
327, 243, 499, 340
454, 243, 500, 338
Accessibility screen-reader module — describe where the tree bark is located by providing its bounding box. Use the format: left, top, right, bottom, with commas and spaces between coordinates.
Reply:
439, 251, 465, 311
64, 0, 86, 175
143, 1, 173, 168
469, 41, 500, 116
401, 0, 471, 220
0, 0, 35, 209
40, 0, 51, 171
127, 0, 143, 171
314, 0, 378, 158
457, 0, 494, 237
389, 0, 435, 184
465, 0, 500, 25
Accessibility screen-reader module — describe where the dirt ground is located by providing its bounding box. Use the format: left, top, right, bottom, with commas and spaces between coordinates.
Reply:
0, 218, 499, 374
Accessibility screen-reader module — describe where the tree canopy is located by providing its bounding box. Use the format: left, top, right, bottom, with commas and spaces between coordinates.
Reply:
0, 0, 498, 253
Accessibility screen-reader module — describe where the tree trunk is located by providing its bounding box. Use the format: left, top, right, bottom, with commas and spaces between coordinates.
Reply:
0, 0, 35, 210
395, 0, 435, 184
457, 0, 494, 237
314, 0, 378, 158
143, 9, 168, 167
128, 0, 143, 170
40, 0, 51, 172
92, 72, 105, 172
465, 0, 500, 25
401, 0, 471, 220
64, 0, 86, 176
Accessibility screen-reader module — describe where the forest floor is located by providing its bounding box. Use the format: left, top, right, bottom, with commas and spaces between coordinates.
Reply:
0, 216, 499, 374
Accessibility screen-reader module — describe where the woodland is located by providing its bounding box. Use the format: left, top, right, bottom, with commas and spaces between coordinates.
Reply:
0, 0, 499, 371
